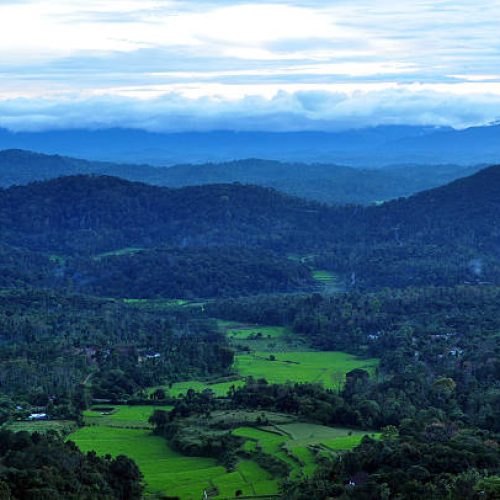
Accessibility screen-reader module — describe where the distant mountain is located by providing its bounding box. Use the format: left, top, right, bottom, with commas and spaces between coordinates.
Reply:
0, 149, 481, 205
0, 124, 499, 166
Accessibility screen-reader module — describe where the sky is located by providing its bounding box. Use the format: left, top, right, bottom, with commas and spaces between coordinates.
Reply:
1, 0, 500, 131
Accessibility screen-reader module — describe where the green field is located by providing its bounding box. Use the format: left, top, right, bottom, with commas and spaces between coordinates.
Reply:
72, 325, 379, 497
312, 269, 344, 290
69, 426, 277, 498
167, 379, 245, 397
156, 349, 377, 398
233, 423, 377, 478
83, 405, 172, 428
148, 379, 245, 398
235, 351, 378, 389
225, 325, 289, 340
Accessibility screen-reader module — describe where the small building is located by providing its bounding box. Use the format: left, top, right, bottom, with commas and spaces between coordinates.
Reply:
27, 413, 48, 421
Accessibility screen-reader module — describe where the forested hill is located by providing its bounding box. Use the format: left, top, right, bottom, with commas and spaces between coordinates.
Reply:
0, 175, 341, 254
1, 165, 499, 252
0, 149, 480, 205
318, 164, 500, 288
1, 166, 500, 292
365, 164, 500, 246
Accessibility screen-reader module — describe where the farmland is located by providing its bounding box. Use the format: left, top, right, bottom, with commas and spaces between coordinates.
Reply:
312, 269, 337, 283
151, 349, 377, 398
225, 325, 289, 340
166, 379, 245, 397
70, 324, 380, 497
235, 350, 378, 388
233, 424, 380, 478
82, 405, 172, 428
150, 322, 378, 398
70, 408, 278, 498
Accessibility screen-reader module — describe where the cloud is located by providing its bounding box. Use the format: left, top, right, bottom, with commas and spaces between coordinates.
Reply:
1, 85, 500, 132
0, 0, 500, 130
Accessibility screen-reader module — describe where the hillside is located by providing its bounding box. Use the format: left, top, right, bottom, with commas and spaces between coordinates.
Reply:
0, 149, 480, 205
1, 167, 500, 295
0, 175, 341, 254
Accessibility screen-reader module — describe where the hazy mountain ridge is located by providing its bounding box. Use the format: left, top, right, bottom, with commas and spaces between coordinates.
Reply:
0, 149, 481, 205
1, 124, 499, 166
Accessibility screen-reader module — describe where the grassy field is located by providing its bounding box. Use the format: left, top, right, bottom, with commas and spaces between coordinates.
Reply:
220, 321, 312, 352
225, 325, 289, 340
235, 351, 378, 389
169, 379, 245, 397
72, 404, 277, 498
149, 379, 245, 398
69, 425, 277, 498
312, 270, 337, 282
312, 269, 344, 291
234, 423, 380, 478
83, 405, 172, 428
72, 322, 380, 497
155, 349, 377, 398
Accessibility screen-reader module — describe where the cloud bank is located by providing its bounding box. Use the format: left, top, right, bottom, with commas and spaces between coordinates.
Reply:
1, 0, 500, 131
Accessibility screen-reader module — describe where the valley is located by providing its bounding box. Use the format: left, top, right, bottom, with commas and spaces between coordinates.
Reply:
2, 3, 500, 498
0, 167, 498, 499
68, 321, 378, 498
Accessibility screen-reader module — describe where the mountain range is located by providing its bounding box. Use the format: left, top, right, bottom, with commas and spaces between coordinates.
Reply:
1, 124, 500, 166
0, 149, 481, 205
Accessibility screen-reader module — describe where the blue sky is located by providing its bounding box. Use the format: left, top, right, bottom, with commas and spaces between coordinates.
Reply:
1, 0, 500, 131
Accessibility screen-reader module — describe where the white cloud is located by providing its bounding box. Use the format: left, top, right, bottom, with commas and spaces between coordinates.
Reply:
0, 0, 500, 130
1, 85, 500, 132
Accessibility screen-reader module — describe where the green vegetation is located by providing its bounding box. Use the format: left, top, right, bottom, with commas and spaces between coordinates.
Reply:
122, 298, 189, 307
235, 351, 378, 388
168, 380, 245, 397
312, 269, 336, 283
0, 429, 142, 499
70, 426, 224, 497
233, 424, 378, 478
226, 325, 289, 340
70, 418, 277, 498
83, 405, 172, 428
3, 419, 76, 435
2, 170, 500, 499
